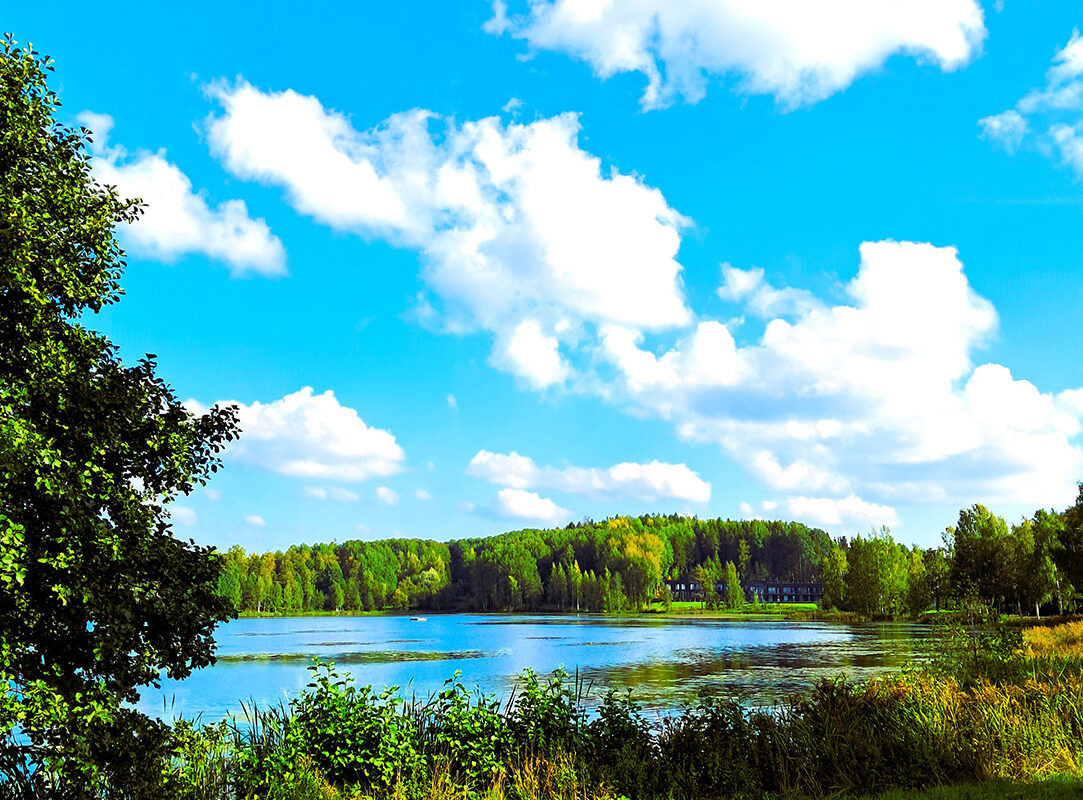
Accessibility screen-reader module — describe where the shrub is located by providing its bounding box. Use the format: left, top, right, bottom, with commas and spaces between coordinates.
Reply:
285, 659, 421, 792
421, 671, 512, 795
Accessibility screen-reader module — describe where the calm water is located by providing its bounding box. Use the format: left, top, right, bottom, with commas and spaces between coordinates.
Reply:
137, 614, 930, 722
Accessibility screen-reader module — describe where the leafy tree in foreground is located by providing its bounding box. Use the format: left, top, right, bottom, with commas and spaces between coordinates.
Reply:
0, 37, 239, 795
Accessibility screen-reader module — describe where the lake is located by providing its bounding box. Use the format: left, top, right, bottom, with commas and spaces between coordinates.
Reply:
137, 614, 931, 722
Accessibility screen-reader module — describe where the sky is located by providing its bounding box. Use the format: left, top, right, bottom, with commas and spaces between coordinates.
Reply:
11, 0, 1083, 551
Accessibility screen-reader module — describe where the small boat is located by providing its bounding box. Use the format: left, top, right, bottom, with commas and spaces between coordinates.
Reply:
409, 616, 427, 621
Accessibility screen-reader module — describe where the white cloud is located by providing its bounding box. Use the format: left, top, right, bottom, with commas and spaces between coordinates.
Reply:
786, 494, 899, 529
978, 109, 1028, 152
468, 450, 711, 502
487, 0, 985, 109
376, 486, 401, 506
169, 505, 197, 526
599, 241, 1083, 519
490, 319, 572, 389
77, 112, 285, 275
493, 488, 571, 521
304, 486, 360, 502
189, 387, 404, 482
244, 514, 266, 527
979, 30, 1083, 175
1050, 123, 1083, 174
415, 489, 433, 501
205, 81, 691, 387
447, 394, 458, 410
203, 489, 222, 501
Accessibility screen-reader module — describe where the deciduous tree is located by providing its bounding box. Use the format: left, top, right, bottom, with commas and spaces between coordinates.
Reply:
0, 36, 239, 793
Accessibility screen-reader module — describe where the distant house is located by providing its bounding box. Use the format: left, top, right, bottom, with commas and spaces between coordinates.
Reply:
746, 580, 823, 604
664, 579, 823, 604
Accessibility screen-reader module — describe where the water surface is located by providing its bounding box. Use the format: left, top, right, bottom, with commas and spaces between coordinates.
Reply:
138, 614, 928, 722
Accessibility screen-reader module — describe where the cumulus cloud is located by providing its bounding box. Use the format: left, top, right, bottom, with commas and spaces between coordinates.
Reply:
204, 80, 691, 388
376, 486, 401, 506
244, 515, 266, 527
786, 494, 900, 529
304, 486, 360, 502
415, 489, 433, 501
77, 112, 285, 275
717, 264, 821, 318
492, 488, 571, 522
487, 0, 985, 109
468, 450, 711, 502
979, 30, 1083, 175
189, 387, 404, 482
600, 240, 1083, 522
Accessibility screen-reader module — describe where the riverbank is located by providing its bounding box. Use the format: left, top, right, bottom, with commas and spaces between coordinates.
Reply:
236, 600, 825, 621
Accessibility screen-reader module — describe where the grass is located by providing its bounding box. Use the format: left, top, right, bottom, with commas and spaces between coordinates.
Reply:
858, 777, 1083, 799
1025, 619, 1083, 657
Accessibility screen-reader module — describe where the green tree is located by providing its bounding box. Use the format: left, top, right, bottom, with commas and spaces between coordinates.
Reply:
1019, 509, 1064, 617
924, 547, 950, 612
0, 37, 239, 792
948, 505, 1013, 611
1056, 484, 1083, 610
568, 560, 582, 611
905, 547, 931, 618
738, 539, 751, 582
846, 529, 908, 616
820, 546, 848, 610
548, 563, 568, 610
723, 560, 744, 609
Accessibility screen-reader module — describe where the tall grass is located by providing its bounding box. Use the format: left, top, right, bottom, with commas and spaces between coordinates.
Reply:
161, 621, 1083, 800
1025, 620, 1083, 658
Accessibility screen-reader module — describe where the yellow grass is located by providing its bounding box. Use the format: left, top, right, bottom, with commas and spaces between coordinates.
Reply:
1024, 620, 1083, 658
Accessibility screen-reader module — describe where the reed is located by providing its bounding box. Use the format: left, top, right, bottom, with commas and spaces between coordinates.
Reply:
1024, 619, 1083, 658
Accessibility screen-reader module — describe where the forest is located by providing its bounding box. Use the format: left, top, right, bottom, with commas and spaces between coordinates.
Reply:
216, 485, 1083, 618
216, 515, 833, 614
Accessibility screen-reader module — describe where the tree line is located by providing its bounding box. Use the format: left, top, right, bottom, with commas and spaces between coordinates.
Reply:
820, 487, 1083, 617
219, 487, 1083, 618
217, 515, 835, 614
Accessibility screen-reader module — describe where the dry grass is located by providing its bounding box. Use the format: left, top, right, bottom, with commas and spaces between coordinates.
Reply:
1025, 620, 1083, 658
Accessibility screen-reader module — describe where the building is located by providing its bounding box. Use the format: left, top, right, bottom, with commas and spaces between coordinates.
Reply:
663, 579, 823, 604
746, 580, 823, 604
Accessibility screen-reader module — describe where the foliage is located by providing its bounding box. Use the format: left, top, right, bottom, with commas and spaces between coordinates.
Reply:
422, 671, 512, 794
724, 560, 744, 609
221, 514, 836, 615
507, 668, 588, 757
821, 546, 848, 610
0, 35, 238, 795
286, 659, 421, 791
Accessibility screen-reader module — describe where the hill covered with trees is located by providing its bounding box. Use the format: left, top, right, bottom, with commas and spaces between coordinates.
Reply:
217, 485, 1083, 618
216, 515, 833, 614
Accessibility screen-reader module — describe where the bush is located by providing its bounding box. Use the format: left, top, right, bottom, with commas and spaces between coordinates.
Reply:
421, 671, 512, 795
286, 659, 421, 792
508, 668, 588, 757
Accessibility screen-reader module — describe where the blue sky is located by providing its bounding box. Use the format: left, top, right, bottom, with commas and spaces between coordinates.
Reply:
13, 1, 1083, 550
